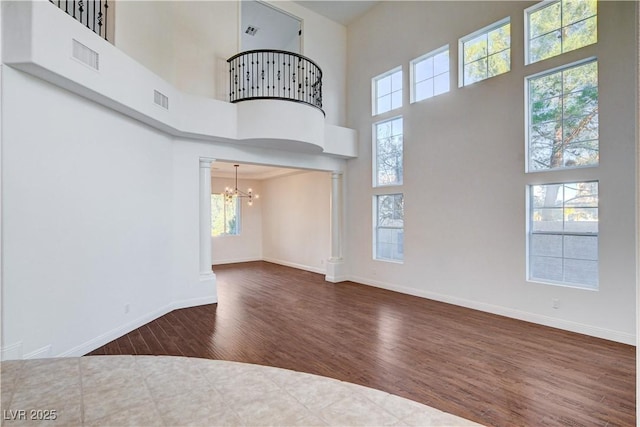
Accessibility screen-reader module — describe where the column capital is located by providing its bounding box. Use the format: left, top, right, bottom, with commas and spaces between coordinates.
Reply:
199, 158, 216, 169
331, 171, 344, 178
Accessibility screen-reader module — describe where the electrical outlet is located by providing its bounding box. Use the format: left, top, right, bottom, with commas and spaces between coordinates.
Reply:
552, 299, 560, 309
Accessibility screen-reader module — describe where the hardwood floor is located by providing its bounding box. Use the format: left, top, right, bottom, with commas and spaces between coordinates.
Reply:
88, 261, 636, 426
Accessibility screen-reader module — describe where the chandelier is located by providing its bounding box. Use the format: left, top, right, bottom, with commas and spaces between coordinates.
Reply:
224, 164, 258, 206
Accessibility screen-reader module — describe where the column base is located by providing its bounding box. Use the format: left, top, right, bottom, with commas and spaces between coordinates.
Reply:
325, 259, 347, 283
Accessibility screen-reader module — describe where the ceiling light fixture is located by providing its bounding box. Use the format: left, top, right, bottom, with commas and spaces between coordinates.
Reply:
225, 164, 258, 206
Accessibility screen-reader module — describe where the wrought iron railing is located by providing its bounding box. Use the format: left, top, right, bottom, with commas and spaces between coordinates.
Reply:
50, 0, 110, 41
227, 50, 323, 115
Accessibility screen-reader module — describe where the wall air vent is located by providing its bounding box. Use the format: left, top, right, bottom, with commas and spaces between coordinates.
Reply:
72, 39, 99, 70
154, 90, 169, 110
245, 26, 259, 36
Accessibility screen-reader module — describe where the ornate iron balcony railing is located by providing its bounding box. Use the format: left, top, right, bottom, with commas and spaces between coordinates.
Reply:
227, 50, 324, 115
49, 0, 110, 41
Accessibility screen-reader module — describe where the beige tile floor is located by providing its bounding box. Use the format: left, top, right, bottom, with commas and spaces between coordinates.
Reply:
1, 356, 482, 426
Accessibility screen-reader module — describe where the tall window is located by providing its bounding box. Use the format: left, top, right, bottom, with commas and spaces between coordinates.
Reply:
411, 46, 450, 102
526, 0, 597, 64
374, 117, 403, 186
211, 195, 240, 236
527, 59, 598, 172
375, 194, 404, 262
528, 182, 598, 289
373, 67, 402, 115
459, 18, 511, 87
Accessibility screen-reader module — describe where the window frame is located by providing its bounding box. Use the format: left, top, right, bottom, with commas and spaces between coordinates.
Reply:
524, 0, 598, 65
373, 193, 405, 263
458, 16, 511, 87
524, 57, 599, 173
372, 116, 404, 188
410, 45, 450, 103
526, 181, 599, 290
372, 67, 403, 116
211, 194, 242, 236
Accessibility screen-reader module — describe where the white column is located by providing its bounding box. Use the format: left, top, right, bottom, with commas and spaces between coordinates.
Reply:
329, 171, 343, 261
199, 157, 215, 280
326, 171, 345, 283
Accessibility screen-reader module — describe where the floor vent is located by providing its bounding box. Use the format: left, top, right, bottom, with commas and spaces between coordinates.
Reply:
154, 90, 169, 110
72, 39, 99, 70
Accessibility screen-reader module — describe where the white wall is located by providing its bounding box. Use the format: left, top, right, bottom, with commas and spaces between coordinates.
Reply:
114, 0, 347, 126
2, 67, 175, 358
346, 1, 637, 343
262, 171, 331, 273
211, 177, 263, 264
115, 1, 237, 101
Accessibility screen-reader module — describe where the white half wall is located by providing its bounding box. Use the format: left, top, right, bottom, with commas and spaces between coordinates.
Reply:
262, 171, 331, 274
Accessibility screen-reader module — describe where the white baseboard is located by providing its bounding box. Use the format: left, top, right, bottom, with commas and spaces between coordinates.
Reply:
57, 303, 176, 357
349, 275, 636, 346
56, 294, 218, 358
213, 257, 262, 266
24, 345, 52, 359
262, 257, 326, 275
1, 342, 23, 361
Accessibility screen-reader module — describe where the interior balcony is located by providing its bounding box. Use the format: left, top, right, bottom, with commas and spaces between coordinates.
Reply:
2, 0, 357, 158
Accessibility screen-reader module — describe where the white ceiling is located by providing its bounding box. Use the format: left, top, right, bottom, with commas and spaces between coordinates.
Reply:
210, 162, 303, 180
294, 1, 379, 26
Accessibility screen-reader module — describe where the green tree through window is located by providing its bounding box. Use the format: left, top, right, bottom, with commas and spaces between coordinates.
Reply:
527, 59, 598, 171
527, 0, 597, 64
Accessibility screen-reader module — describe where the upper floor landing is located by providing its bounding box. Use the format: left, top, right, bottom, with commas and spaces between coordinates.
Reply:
1, 1, 357, 158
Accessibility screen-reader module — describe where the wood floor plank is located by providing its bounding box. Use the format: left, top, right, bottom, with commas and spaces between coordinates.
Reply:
86, 261, 636, 427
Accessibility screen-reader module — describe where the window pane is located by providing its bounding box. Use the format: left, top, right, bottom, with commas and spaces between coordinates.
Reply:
532, 208, 563, 232
377, 194, 404, 227
530, 2, 561, 38
391, 91, 402, 110
564, 259, 598, 287
464, 34, 487, 64
530, 256, 563, 282
488, 50, 510, 78
529, 73, 562, 102
376, 194, 404, 262
391, 70, 402, 91
415, 80, 433, 101
532, 184, 563, 208
377, 94, 391, 114
433, 73, 449, 96
564, 16, 597, 53
564, 235, 598, 260
433, 51, 449, 75
415, 58, 433, 82
376, 121, 403, 187
488, 23, 510, 55
377, 76, 391, 96
464, 59, 487, 85
562, 0, 597, 27
531, 234, 563, 257
530, 31, 562, 63
531, 97, 561, 124
391, 118, 403, 136
562, 60, 597, 94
